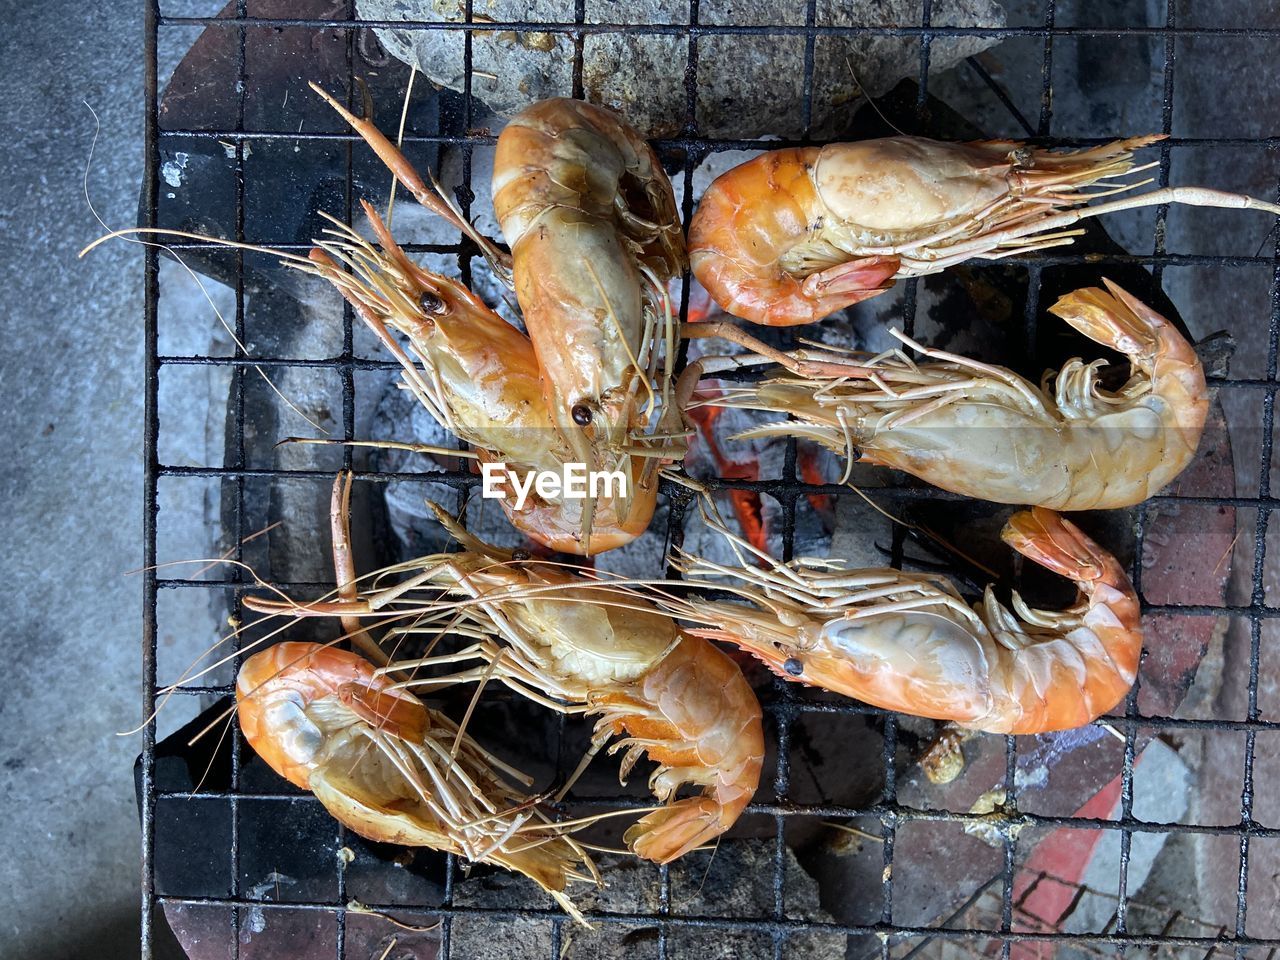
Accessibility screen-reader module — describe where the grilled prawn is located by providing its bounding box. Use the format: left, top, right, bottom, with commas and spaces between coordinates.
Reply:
493, 99, 688, 490
247, 505, 764, 865
300, 201, 656, 554
317, 87, 687, 548
686, 280, 1207, 510
661, 505, 1140, 735
236, 642, 597, 920
689, 136, 1280, 325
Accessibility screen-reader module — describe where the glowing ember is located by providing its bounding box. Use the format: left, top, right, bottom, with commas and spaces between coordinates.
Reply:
686, 398, 769, 556
798, 446, 835, 526
684, 290, 771, 556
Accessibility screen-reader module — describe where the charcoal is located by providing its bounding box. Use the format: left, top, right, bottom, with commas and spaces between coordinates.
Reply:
450, 839, 846, 958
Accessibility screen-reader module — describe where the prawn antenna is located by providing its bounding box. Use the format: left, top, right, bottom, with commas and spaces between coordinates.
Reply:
80, 103, 328, 437
1252, 215, 1280, 259
385, 65, 418, 230
843, 59, 909, 138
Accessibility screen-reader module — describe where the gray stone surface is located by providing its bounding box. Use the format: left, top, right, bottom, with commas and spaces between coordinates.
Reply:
360, 0, 1006, 136
0, 3, 212, 958
0, 1, 145, 955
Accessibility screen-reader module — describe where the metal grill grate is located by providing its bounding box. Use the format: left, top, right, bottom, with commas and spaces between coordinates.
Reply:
138, 2, 1280, 958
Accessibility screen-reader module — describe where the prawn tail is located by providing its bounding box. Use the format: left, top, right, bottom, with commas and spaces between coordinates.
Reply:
1049, 280, 1208, 462
1000, 509, 1143, 728
1001, 507, 1110, 586
624, 795, 739, 864
1047, 281, 1160, 363
1002, 508, 1139, 632
592, 636, 764, 863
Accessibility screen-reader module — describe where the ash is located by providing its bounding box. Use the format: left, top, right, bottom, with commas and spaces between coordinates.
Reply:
449, 840, 844, 959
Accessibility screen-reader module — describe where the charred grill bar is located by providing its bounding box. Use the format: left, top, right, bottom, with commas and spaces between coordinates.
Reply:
139, 2, 1280, 958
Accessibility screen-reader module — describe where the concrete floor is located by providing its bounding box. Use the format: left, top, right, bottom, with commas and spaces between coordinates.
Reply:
0, 2, 155, 957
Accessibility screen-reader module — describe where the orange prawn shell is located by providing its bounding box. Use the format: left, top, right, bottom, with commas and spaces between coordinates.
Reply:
597, 634, 763, 771
689, 136, 1170, 326
699, 614, 1000, 726
689, 148, 832, 326
236, 642, 426, 790
689, 145, 904, 325
997, 507, 1142, 732
686, 509, 1142, 737
493, 98, 685, 524
478, 448, 662, 555
591, 634, 765, 864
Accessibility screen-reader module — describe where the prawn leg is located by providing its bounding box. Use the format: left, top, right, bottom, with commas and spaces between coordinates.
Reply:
798, 254, 900, 302
681, 320, 878, 379
330, 470, 388, 667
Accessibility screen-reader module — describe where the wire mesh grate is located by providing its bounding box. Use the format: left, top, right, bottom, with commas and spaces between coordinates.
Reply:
139, 1, 1280, 958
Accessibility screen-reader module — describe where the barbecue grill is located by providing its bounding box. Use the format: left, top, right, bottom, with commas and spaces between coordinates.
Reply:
137, 1, 1280, 958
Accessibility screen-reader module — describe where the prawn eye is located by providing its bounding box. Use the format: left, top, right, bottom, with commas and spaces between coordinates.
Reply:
418, 290, 447, 315
571, 403, 594, 427
1010, 146, 1034, 168
511, 549, 531, 561
783, 657, 804, 677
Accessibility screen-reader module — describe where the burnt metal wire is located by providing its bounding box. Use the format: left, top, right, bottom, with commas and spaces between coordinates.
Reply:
138, 1, 1280, 958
